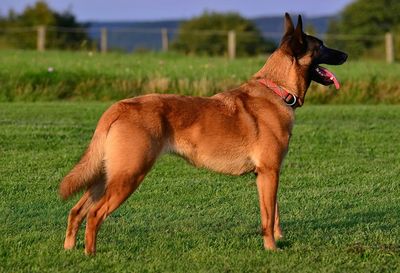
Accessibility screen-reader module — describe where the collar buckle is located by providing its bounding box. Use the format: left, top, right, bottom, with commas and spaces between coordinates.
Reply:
285, 95, 297, 107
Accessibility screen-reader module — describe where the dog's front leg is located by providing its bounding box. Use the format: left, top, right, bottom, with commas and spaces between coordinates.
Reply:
274, 201, 283, 240
256, 168, 279, 250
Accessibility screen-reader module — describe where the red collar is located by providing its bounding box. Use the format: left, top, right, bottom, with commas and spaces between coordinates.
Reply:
257, 79, 301, 108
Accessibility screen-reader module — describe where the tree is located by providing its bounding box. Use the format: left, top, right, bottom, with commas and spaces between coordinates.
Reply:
326, 0, 400, 58
172, 12, 275, 56
0, 1, 90, 50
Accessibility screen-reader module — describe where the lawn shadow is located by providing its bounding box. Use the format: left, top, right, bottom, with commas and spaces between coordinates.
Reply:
276, 239, 293, 250
297, 205, 398, 231
284, 205, 399, 249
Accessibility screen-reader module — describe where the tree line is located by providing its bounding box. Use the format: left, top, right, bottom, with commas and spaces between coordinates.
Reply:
326, 0, 400, 60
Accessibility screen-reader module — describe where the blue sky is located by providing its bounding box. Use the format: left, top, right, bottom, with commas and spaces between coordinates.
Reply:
1, 0, 354, 21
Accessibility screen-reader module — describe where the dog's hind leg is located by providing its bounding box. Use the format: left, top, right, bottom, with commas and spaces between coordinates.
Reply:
63, 175, 105, 250
84, 123, 162, 255
64, 192, 91, 250
84, 172, 146, 255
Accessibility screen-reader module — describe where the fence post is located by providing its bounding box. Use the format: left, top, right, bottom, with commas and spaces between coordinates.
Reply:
385, 32, 394, 64
100, 27, 108, 53
228, 30, 236, 60
37, 25, 46, 52
161, 28, 169, 52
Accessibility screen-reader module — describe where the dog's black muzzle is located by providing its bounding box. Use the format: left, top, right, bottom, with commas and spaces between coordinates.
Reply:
315, 45, 348, 66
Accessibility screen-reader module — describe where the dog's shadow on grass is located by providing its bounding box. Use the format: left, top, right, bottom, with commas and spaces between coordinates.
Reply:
291, 206, 399, 231
282, 205, 399, 251
276, 239, 293, 250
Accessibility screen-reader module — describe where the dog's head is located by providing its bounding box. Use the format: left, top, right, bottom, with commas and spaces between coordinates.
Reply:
280, 13, 347, 90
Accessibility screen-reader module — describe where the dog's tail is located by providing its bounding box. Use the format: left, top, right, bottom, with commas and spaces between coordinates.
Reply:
59, 105, 120, 200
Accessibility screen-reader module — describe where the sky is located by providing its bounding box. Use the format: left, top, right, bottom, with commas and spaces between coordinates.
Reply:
1, 0, 354, 21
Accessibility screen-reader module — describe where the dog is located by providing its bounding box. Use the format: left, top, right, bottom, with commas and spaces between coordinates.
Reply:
59, 13, 347, 255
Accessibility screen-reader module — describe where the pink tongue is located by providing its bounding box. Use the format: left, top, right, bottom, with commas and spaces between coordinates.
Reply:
319, 66, 340, 89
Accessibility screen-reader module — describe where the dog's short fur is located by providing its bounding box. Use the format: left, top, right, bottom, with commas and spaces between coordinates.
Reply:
60, 13, 347, 255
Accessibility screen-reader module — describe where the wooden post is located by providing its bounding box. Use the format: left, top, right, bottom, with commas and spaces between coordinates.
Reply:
228, 30, 236, 60
161, 28, 168, 52
37, 25, 46, 52
385, 32, 394, 63
100, 27, 108, 53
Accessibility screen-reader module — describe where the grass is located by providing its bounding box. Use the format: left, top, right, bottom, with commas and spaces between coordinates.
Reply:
0, 102, 399, 272
1, 50, 400, 103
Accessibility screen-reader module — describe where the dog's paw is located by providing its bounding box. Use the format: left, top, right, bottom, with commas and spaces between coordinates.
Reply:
63, 238, 75, 250
263, 237, 277, 251
274, 232, 284, 241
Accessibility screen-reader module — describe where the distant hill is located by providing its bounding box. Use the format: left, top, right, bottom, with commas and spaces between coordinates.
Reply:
87, 15, 334, 52
88, 20, 181, 52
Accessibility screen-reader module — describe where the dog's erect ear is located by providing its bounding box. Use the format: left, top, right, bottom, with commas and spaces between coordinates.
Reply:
282, 12, 294, 40
281, 14, 307, 58
293, 15, 304, 45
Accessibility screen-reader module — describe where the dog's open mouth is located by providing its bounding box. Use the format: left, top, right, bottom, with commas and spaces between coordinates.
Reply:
311, 66, 340, 89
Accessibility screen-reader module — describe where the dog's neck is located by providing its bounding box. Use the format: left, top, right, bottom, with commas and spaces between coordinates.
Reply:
252, 50, 311, 102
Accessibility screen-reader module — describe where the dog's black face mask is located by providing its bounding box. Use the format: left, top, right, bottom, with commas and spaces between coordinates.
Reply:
307, 36, 348, 89
280, 13, 348, 89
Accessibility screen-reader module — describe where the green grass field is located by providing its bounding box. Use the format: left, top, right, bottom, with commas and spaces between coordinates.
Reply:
1, 103, 399, 272
1, 50, 400, 103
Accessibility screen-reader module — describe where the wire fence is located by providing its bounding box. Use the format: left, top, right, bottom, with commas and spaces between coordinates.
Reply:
0, 26, 396, 62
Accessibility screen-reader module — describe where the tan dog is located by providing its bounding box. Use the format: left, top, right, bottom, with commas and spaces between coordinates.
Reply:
60, 13, 347, 255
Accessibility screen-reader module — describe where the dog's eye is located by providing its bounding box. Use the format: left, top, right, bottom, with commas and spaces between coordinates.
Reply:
315, 45, 323, 53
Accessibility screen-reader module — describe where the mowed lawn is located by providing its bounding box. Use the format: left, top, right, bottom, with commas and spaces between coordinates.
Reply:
0, 102, 399, 272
